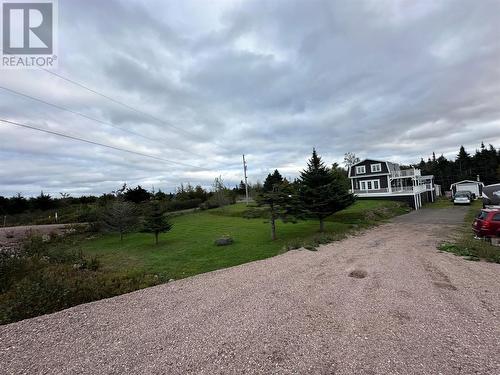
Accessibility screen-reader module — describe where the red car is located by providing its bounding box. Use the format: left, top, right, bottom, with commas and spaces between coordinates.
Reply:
472, 209, 500, 238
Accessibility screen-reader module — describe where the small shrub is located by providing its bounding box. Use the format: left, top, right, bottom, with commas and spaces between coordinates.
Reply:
167, 199, 202, 212
314, 234, 335, 244
199, 201, 221, 210
22, 235, 49, 257
284, 239, 303, 251
242, 208, 268, 219
87, 221, 101, 233
78, 255, 100, 271
0, 267, 162, 325
439, 240, 500, 263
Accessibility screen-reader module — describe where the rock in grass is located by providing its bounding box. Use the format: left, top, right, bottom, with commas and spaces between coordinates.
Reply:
215, 237, 234, 246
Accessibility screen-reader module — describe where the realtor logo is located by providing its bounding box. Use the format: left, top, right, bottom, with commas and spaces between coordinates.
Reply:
1, 0, 58, 68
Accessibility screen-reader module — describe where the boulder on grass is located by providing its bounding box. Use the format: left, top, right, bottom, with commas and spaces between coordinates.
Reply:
215, 237, 234, 246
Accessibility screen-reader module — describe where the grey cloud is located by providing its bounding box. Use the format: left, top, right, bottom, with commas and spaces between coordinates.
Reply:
1, 0, 499, 196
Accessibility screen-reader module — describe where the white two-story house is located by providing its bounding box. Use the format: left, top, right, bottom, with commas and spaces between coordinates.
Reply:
348, 159, 435, 209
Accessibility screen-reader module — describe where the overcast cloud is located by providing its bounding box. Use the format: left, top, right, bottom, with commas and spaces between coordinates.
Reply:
1, 0, 499, 196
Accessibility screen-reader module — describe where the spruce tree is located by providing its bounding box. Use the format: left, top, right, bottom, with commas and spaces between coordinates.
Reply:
257, 171, 301, 240
456, 145, 472, 179
263, 170, 284, 192
299, 149, 354, 232
142, 201, 173, 245
101, 199, 139, 241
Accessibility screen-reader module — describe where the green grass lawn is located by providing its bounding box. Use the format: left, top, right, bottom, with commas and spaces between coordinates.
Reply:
438, 200, 500, 263
0, 199, 409, 325
424, 196, 454, 208
80, 200, 408, 280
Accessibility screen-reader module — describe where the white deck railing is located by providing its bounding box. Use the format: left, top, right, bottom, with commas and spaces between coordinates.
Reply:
352, 188, 390, 194
390, 168, 421, 178
352, 184, 427, 195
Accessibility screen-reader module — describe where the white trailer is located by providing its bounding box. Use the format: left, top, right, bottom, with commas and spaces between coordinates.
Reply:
450, 180, 484, 199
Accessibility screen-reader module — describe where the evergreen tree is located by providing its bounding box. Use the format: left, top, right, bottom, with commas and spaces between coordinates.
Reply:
31, 191, 56, 211
257, 171, 301, 240
456, 145, 472, 179
299, 149, 354, 232
330, 163, 350, 188
193, 185, 208, 201
9, 194, 29, 214
124, 185, 151, 203
263, 170, 284, 192
154, 189, 168, 200
484, 144, 499, 184
142, 201, 173, 245
238, 180, 247, 195
101, 199, 139, 241
419, 143, 499, 189
435, 154, 452, 188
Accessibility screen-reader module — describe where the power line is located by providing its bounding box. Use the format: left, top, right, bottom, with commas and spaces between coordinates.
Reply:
0, 85, 208, 159
1, 48, 204, 141
0, 118, 208, 171
40, 68, 203, 140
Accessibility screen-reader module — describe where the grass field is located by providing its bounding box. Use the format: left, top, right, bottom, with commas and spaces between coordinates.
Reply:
79, 200, 408, 280
0, 199, 409, 324
424, 196, 454, 208
438, 200, 500, 263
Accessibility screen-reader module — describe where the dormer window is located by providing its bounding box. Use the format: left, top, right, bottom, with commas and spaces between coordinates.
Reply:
355, 166, 366, 174
371, 163, 382, 173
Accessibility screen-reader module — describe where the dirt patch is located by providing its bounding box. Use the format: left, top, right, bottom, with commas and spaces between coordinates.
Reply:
348, 269, 367, 279
433, 281, 458, 291
391, 310, 412, 324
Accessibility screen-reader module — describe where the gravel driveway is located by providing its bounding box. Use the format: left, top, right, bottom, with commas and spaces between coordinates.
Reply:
1, 208, 499, 374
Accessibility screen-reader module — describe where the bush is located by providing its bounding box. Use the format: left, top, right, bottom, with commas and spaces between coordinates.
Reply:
166, 199, 202, 212
284, 239, 303, 251
242, 207, 268, 219
439, 240, 500, 263
199, 200, 221, 210
0, 266, 163, 324
0, 233, 146, 324
0, 233, 166, 324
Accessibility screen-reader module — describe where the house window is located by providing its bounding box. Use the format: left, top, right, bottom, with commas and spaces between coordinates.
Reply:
371, 163, 382, 173
355, 166, 366, 174
360, 179, 380, 190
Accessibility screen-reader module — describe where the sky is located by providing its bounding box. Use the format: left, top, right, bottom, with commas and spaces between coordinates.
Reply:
1, 0, 499, 197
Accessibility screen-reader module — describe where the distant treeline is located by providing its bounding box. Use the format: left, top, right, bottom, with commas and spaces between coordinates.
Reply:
416, 143, 500, 189
2, 142, 499, 218
0, 180, 260, 218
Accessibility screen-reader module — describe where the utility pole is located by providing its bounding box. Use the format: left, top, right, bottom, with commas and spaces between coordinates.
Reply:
242, 154, 249, 205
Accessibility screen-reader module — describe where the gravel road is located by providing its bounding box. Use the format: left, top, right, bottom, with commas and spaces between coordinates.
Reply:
0, 224, 74, 254
1, 208, 499, 374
